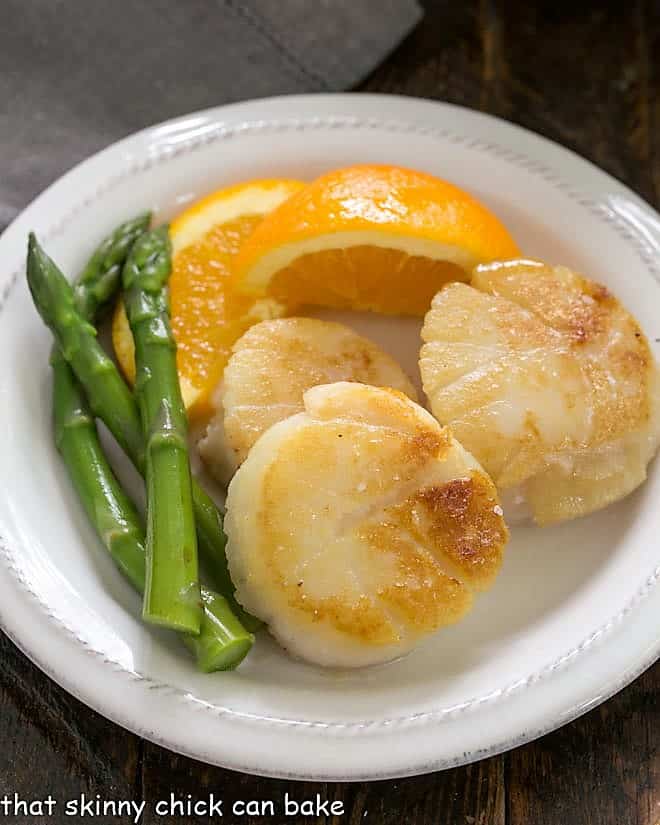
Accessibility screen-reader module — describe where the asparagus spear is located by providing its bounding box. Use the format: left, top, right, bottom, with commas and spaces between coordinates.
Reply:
26, 235, 241, 603
46, 219, 253, 668
51, 213, 151, 591
73, 213, 153, 321
121, 226, 201, 633
53, 347, 253, 670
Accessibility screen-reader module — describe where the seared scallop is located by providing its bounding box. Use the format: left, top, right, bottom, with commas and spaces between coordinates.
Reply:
199, 318, 417, 483
420, 259, 660, 525
224, 382, 508, 668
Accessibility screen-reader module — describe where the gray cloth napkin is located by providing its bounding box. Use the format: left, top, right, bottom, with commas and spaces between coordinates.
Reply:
1, 0, 421, 232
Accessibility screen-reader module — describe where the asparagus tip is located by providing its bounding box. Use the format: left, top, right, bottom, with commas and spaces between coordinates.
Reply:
27, 232, 40, 266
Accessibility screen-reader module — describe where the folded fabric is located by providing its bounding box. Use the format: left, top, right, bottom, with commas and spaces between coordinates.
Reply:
0, 0, 421, 232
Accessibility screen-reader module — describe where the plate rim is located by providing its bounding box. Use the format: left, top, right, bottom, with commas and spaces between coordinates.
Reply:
1, 92, 659, 779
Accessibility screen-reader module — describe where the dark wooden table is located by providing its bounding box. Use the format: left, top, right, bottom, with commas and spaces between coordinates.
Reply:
2, 2, 658, 823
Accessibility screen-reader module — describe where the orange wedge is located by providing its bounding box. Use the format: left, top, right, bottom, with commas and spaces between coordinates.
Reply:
232, 164, 520, 316
112, 178, 305, 421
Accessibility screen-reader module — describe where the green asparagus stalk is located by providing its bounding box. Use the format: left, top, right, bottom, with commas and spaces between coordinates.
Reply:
53, 350, 147, 590
50, 215, 151, 588
53, 353, 146, 591
44, 218, 253, 668
194, 588, 254, 672
30, 251, 146, 469
121, 226, 201, 633
53, 348, 253, 670
26, 234, 243, 606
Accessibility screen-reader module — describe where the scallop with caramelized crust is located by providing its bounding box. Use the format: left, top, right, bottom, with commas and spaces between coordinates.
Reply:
224, 382, 508, 667
199, 318, 417, 483
420, 259, 660, 525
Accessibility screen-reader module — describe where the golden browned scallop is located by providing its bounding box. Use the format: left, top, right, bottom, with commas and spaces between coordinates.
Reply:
199, 318, 417, 483
420, 259, 660, 525
224, 382, 508, 667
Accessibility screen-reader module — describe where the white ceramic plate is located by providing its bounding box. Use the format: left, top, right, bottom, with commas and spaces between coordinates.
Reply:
1, 94, 659, 781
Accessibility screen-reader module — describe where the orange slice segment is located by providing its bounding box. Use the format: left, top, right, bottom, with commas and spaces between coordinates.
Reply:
232, 164, 520, 316
112, 178, 305, 420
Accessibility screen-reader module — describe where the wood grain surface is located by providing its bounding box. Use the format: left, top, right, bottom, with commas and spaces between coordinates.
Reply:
2, 1, 658, 823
